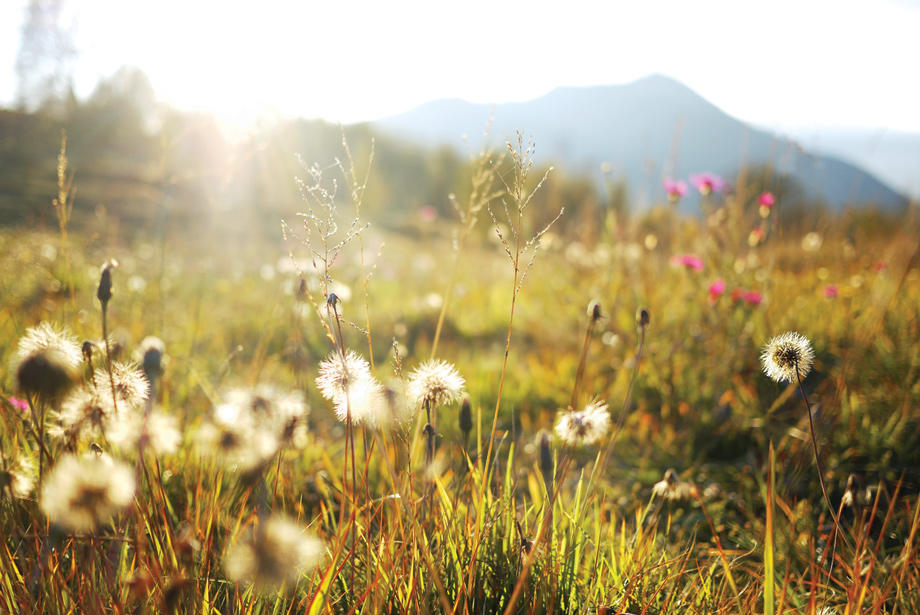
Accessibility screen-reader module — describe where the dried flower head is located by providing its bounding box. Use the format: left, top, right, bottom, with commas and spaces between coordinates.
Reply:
136, 336, 166, 383
51, 387, 112, 443
652, 468, 696, 501
12, 323, 82, 400
316, 351, 386, 426
94, 362, 150, 411
407, 360, 465, 410
40, 453, 135, 531
0, 453, 35, 499
761, 332, 815, 383
554, 400, 610, 446
223, 515, 323, 591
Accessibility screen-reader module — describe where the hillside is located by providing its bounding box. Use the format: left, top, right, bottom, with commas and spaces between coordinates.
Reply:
374, 74, 908, 210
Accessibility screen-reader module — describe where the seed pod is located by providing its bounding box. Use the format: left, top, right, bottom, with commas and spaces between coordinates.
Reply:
637, 308, 650, 328
97, 261, 116, 305
459, 396, 473, 437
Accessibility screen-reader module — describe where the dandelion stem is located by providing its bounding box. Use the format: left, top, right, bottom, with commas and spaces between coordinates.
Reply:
796, 363, 847, 552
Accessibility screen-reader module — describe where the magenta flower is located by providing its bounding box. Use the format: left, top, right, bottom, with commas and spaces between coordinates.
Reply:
670, 254, 704, 271
873, 261, 887, 272
731, 288, 762, 305
8, 396, 29, 413
708, 278, 725, 302
689, 172, 726, 196
664, 178, 688, 202
824, 284, 839, 298
758, 192, 775, 208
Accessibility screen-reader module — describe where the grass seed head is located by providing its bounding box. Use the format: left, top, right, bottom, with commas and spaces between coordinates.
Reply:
761, 331, 815, 383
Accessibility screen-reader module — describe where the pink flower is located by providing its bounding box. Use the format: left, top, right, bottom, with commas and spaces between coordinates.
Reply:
757, 192, 775, 207
873, 261, 887, 272
824, 284, 839, 298
731, 288, 762, 305
8, 396, 29, 414
689, 172, 726, 196
670, 254, 704, 271
664, 178, 688, 202
420, 205, 438, 223
708, 278, 725, 301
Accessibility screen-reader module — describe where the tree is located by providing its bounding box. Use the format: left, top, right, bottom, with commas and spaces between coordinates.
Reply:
14, 0, 78, 113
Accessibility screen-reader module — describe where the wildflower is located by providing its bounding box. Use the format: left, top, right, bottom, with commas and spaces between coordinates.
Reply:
8, 396, 30, 414
108, 411, 181, 456
40, 453, 135, 532
742, 290, 762, 305
223, 515, 323, 591
708, 279, 725, 302
51, 387, 111, 442
689, 172, 726, 195
652, 468, 696, 501
420, 205, 438, 222
761, 332, 815, 383
554, 400, 610, 446
801, 232, 822, 252
758, 191, 775, 217
316, 350, 385, 425
670, 254, 704, 271
11, 323, 82, 401
0, 454, 35, 499
748, 225, 765, 247
94, 362, 150, 412
824, 284, 839, 298
663, 178, 688, 202
407, 360, 465, 410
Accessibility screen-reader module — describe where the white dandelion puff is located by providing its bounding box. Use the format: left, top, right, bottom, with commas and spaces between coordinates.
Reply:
652, 468, 696, 501
761, 332, 815, 383
407, 360, 465, 410
316, 351, 386, 426
554, 400, 610, 446
11, 323, 82, 400
40, 453, 135, 532
223, 515, 324, 591
0, 454, 35, 500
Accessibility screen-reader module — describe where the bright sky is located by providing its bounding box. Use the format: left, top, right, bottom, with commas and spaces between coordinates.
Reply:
1, 0, 918, 133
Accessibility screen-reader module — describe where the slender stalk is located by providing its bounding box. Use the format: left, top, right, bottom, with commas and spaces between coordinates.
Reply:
796, 364, 847, 552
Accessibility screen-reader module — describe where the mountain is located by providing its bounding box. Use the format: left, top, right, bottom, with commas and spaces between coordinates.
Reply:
373, 75, 908, 211
768, 127, 920, 200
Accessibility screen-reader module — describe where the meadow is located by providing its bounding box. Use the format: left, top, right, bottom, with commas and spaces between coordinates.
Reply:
1, 134, 919, 615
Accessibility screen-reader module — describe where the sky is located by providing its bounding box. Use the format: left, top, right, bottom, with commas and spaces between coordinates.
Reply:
1, 0, 919, 135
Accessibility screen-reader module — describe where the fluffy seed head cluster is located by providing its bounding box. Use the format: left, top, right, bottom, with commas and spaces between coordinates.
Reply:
407, 360, 465, 410
94, 361, 150, 411
223, 515, 323, 591
41, 453, 135, 532
652, 468, 696, 501
198, 386, 308, 472
316, 350, 388, 426
0, 454, 35, 500
12, 323, 82, 400
554, 400, 611, 446
761, 332, 815, 383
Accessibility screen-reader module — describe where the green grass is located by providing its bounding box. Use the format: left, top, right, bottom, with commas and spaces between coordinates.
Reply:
1, 138, 919, 614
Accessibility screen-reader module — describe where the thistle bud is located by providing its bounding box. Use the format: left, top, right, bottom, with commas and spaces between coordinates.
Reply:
15, 348, 77, 401
459, 396, 473, 437
637, 308, 650, 328
139, 336, 166, 383
539, 432, 554, 491
587, 300, 602, 323
97, 261, 116, 305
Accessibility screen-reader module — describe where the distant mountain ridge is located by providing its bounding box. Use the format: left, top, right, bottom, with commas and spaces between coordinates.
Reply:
373, 74, 907, 210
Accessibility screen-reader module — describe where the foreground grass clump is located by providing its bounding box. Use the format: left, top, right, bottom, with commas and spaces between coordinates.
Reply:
1, 138, 919, 614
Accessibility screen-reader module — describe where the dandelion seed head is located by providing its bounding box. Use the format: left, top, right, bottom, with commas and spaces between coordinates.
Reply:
12, 323, 82, 400
224, 515, 323, 591
0, 454, 35, 499
554, 400, 610, 446
316, 351, 388, 426
94, 362, 150, 410
652, 469, 696, 501
761, 332, 815, 383
407, 360, 465, 410
40, 453, 135, 532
